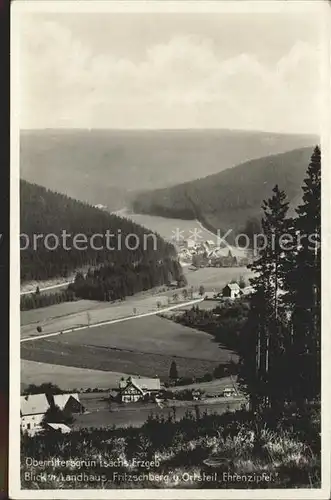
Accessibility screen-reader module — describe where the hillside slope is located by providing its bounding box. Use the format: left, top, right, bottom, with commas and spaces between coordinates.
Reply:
132, 146, 316, 238
20, 181, 182, 292
20, 129, 317, 210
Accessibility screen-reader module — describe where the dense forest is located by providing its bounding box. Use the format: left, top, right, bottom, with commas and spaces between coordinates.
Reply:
132, 147, 315, 240
20, 289, 77, 311
68, 259, 184, 302
20, 181, 183, 297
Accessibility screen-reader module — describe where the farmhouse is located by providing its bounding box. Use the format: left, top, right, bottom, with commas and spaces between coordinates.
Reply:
52, 393, 84, 414
119, 376, 161, 403
20, 393, 50, 435
20, 392, 84, 435
94, 204, 107, 211
192, 389, 202, 401
222, 283, 241, 299
205, 240, 215, 249
223, 387, 237, 397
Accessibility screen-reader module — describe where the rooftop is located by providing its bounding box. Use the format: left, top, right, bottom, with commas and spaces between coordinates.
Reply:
120, 377, 161, 391
20, 394, 50, 416
226, 283, 240, 291
47, 423, 71, 433
52, 393, 80, 410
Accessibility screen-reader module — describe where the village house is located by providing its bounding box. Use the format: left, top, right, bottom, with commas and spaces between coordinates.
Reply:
20, 392, 84, 435
205, 240, 215, 249
119, 376, 161, 403
192, 389, 202, 401
222, 283, 241, 299
20, 393, 50, 436
52, 393, 85, 414
223, 387, 237, 397
186, 239, 196, 250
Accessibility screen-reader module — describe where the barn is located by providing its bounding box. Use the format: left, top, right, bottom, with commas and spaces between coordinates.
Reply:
52, 393, 85, 414
222, 283, 241, 299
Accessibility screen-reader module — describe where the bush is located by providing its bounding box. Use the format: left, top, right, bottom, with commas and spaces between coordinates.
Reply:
23, 383, 63, 396
201, 373, 213, 382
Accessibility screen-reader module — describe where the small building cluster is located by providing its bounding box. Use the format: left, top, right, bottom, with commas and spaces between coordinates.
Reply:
20, 392, 84, 436
177, 239, 251, 268
203, 282, 254, 301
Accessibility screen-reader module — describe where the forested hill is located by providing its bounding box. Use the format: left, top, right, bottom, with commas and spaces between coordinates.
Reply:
132, 147, 316, 239
20, 180, 182, 287
20, 129, 317, 210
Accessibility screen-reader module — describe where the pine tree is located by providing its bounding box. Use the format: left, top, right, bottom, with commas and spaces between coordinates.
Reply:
283, 146, 321, 403
169, 361, 178, 380
239, 185, 290, 410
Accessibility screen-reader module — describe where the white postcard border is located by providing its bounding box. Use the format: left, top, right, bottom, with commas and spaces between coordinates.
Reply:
9, 1, 331, 499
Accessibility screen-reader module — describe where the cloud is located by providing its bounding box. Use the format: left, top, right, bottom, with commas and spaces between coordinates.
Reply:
19, 18, 321, 133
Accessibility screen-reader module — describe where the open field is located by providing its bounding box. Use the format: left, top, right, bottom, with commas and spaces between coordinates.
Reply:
171, 377, 238, 396
21, 315, 236, 380
20, 266, 252, 338
21, 360, 130, 392
73, 398, 244, 430
183, 266, 254, 290
160, 300, 223, 321
171, 299, 222, 312
122, 211, 219, 244
21, 291, 199, 339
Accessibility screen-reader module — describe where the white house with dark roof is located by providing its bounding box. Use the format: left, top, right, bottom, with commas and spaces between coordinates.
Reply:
222, 283, 241, 299
20, 394, 50, 435
20, 392, 84, 435
119, 376, 161, 403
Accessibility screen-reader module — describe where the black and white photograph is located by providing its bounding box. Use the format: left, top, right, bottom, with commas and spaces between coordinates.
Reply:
10, 0, 330, 497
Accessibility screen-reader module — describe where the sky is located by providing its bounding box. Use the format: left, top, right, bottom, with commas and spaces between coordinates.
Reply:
18, 10, 325, 133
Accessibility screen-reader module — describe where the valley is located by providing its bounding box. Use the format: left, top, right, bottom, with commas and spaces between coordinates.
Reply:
19, 132, 314, 416
20, 129, 317, 211
20, 258, 252, 388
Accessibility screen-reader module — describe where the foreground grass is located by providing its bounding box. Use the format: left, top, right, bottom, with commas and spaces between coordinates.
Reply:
21, 406, 320, 489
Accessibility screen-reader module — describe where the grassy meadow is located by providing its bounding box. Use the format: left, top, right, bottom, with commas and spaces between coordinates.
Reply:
21, 360, 130, 392
21, 315, 236, 380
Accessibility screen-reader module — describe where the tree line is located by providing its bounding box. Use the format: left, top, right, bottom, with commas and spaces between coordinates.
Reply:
239, 146, 321, 410
68, 259, 184, 302
20, 288, 77, 311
